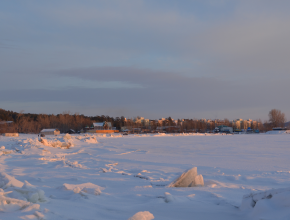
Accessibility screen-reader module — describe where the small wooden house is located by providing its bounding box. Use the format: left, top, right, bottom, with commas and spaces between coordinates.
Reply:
2, 133, 19, 137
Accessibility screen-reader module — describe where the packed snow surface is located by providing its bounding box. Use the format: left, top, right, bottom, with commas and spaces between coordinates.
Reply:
265, 130, 290, 134
0, 133, 290, 219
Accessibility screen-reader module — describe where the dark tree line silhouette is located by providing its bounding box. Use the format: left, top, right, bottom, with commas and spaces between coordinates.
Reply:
0, 109, 126, 133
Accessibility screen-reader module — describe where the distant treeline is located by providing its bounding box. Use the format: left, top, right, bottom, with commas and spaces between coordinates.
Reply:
0, 108, 286, 134
0, 108, 126, 133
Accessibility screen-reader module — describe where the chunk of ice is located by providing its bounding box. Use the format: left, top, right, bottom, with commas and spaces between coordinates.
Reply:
168, 167, 204, 187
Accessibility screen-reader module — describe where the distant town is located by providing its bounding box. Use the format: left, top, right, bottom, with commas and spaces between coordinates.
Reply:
0, 108, 288, 135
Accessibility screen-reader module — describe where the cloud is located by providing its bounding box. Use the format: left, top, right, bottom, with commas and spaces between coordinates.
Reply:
191, 16, 290, 79
1, 1, 290, 119
1, 66, 288, 120
3, 1, 290, 78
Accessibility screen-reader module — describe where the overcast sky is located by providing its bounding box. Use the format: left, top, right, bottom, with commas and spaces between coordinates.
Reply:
1, 0, 289, 120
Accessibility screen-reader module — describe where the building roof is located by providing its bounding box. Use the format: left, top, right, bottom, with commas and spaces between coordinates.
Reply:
93, 122, 104, 127
93, 122, 112, 128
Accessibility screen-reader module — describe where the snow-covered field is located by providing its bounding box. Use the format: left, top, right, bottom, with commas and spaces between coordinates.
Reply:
0, 133, 290, 220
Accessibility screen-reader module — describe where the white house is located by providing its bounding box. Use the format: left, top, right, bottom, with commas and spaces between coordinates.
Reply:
93, 122, 112, 130
40, 129, 60, 135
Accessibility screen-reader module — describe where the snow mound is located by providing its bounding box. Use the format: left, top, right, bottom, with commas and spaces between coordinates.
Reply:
113, 134, 122, 137
154, 133, 166, 137
63, 133, 72, 140
0, 147, 14, 155
265, 130, 290, 134
14, 181, 47, 203
40, 138, 73, 149
62, 183, 104, 196
20, 210, 45, 220
240, 187, 290, 219
168, 167, 204, 187
164, 192, 174, 203
22, 139, 34, 144
0, 173, 24, 189
76, 136, 83, 140
128, 211, 154, 220
65, 160, 87, 169
85, 137, 98, 144
0, 173, 46, 216
240, 187, 290, 211
0, 173, 47, 203
0, 189, 33, 212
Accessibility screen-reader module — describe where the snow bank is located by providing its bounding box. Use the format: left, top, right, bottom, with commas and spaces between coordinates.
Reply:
62, 183, 104, 196
63, 133, 72, 140
0, 173, 23, 189
14, 181, 47, 203
76, 135, 83, 140
0, 146, 14, 155
20, 210, 45, 220
265, 130, 290, 134
40, 138, 73, 149
154, 133, 166, 137
168, 167, 204, 187
0, 189, 32, 212
2, 133, 19, 137
0, 173, 47, 203
128, 211, 154, 220
164, 192, 174, 203
113, 134, 123, 137
65, 160, 87, 169
240, 187, 290, 219
240, 187, 290, 211
85, 136, 98, 143
0, 173, 46, 216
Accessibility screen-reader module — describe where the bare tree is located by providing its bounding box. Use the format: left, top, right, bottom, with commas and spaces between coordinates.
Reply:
268, 109, 286, 128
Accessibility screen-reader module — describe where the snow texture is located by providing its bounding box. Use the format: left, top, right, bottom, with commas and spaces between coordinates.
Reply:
0, 173, 46, 217
0, 133, 290, 219
40, 138, 73, 149
265, 130, 290, 134
0, 173, 24, 189
62, 183, 104, 196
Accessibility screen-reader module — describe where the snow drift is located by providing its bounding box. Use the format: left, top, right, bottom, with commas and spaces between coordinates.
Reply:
0, 173, 46, 216
0, 173, 24, 189
240, 187, 290, 220
85, 136, 98, 143
0, 173, 47, 203
40, 138, 73, 149
14, 181, 47, 203
62, 183, 104, 196
240, 187, 290, 211
266, 130, 290, 134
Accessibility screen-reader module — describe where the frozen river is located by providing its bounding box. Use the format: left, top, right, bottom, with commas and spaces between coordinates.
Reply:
0, 133, 290, 219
